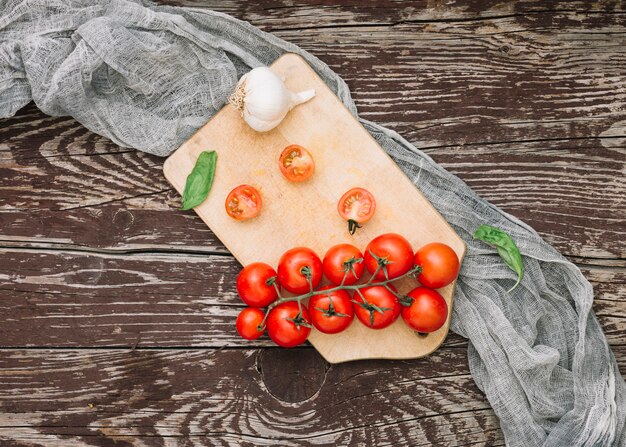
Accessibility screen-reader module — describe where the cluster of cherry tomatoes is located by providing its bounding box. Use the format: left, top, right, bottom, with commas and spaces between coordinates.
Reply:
235, 233, 460, 348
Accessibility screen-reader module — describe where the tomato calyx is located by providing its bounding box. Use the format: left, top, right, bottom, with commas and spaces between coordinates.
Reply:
353, 298, 393, 327
408, 265, 423, 278
286, 312, 313, 331
265, 276, 277, 286
399, 295, 414, 307
342, 256, 364, 279
300, 265, 313, 279
314, 295, 350, 319
367, 249, 394, 279
348, 219, 361, 235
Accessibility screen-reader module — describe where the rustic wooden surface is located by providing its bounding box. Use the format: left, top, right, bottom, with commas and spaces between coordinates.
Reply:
1, 1, 624, 445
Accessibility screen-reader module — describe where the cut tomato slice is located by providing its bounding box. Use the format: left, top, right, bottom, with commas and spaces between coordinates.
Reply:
225, 185, 262, 221
279, 144, 315, 182
337, 187, 376, 234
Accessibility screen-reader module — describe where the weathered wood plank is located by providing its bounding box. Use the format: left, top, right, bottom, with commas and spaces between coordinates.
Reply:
158, 0, 625, 24
0, 348, 506, 446
1, 345, 624, 445
2, 104, 624, 259
152, 1, 626, 146
1, 249, 623, 354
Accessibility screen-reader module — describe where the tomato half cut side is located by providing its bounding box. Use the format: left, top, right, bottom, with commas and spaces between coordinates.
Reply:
225, 185, 262, 221
279, 144, 315, 182
337, 187, 376, 235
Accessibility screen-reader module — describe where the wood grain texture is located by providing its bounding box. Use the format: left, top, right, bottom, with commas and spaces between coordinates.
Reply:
0, 348, 503, 446
1, 346, 624, 446
0, 0, 625, 444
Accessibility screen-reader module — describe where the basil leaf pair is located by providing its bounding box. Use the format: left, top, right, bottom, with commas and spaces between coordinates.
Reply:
474, 224, 524, 292
181, 151, 217, 210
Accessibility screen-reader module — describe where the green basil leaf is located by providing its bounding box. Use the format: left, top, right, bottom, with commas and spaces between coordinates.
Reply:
473, 224, 524, 292
181, 151, 217, 210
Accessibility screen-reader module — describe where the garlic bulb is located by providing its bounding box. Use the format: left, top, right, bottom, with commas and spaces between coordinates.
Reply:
229, 67, 315, 132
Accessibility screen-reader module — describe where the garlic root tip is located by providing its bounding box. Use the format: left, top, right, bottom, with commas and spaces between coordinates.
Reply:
228, 82, 246, 113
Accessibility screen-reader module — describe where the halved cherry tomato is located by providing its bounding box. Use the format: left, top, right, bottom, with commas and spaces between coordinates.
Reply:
277, 247, 323, 294
353, 284, 401, 329
236, 307, 265, 340
309, 286, 354, 334
337, 187, 376, 234
266, 301, 312, 348
364, 233, 414, 280
401, 287, 448, 333
279, 144, 315, 182
236, 262, 279, 308
322, 244, 364, 286
414, 242, 460, 289
225, 185, 262, 221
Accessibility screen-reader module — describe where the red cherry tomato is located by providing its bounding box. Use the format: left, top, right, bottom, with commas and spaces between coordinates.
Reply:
308, 286, 354, 334
353, 284, 401, 329
414, 242, 460, 289
236, 307, 265, 340
225, 184, 262, 221
322, 244, 365, 286
279, 144, 315, 182
364, 233, 414, 280
266, 301, 311, 348
337, 187, 376, 234
236, 262, 279, 308
401, 287, 448, 333
277, 247, 323, 294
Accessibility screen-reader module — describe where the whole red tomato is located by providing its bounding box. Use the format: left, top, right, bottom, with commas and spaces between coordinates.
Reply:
322, 244, 365, 286
236, 262, 279, 307
235, 307, 265, 340
308, 286, 354, 334
353, 284, 401, 329
401, 287, 448, 333
277, 247, 323, 294
364, 233, 414, 280
414, 242, 460, 289
266, 301, 312, 347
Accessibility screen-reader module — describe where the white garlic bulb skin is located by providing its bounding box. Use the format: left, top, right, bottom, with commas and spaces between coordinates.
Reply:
229, 66, 315, 132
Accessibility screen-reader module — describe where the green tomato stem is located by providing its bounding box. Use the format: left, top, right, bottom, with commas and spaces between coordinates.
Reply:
261, 265, 423, 320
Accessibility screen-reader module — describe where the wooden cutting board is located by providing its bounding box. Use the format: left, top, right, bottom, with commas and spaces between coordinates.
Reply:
163, 53, 465, 363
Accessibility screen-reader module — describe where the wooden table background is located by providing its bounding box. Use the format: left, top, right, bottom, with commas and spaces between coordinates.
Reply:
1, 1, 625, 445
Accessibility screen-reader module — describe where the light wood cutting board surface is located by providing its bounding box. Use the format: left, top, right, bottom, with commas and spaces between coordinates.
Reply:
163, 53, 465, 363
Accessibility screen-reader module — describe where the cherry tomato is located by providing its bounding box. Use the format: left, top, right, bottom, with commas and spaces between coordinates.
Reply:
236, 307, 265, 340
236, 262, 279, 308
277, 247, 323, 294
353, 284, 401, 329
308, 286, 354, 334
414, 242, 460, 289
401, 287, 448, 333
266, 301, 311, 348
364, 233, 414, 280
322, 244, 365, 286
225, 184, 262, 221
337, 187, 376, 234
279, 144, 315, 182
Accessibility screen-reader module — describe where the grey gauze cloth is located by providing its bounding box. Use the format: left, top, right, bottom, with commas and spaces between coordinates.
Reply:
1, 1, 625, 445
